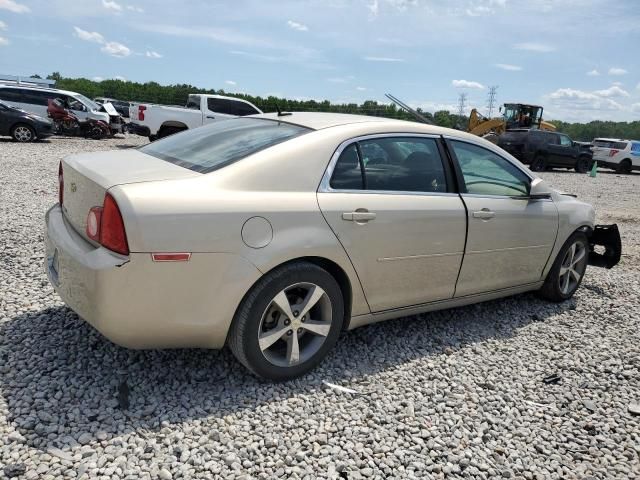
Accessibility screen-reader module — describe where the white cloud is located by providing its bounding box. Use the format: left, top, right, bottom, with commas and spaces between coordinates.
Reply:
287, 20, 308, 32
114, 75, 126, 81
452, 79, 485, 89
367, 0, 379, 16
632, 103, 640, 114
608, 67, 627, 76
586, 69, 600, 77
0, 20, 6, 30
0, 0, 30, 13
225, 80, 236, 85
495, 63, 522, 71
363, 56, 404, 62
101, 41, 131, 57
593, 86, 630, 98
513, 42, 555, 52
126, 5, 144, 12
73, 26, 105, 44
547, 88, 624, 112
92, 76, 104, 82
0, 35, 8, 46
102, 0, 122, 11
145, 50, 162, 58
356, 86, 367, 91
637, 82, 640, 91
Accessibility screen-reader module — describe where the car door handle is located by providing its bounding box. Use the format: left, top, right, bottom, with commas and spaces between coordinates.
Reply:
342, 211, 376, 222
472, 209, 495, 220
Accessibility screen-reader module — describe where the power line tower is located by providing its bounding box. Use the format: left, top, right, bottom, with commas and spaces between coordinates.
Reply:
457, 92, 467, 119
486, 85, 498, 117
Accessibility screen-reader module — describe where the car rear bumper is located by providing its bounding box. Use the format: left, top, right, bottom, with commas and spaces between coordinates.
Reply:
588, 224, 621, 269
44, 204, 262, 349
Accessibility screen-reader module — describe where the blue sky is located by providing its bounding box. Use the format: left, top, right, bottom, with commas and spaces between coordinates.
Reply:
1, 0, 639, 122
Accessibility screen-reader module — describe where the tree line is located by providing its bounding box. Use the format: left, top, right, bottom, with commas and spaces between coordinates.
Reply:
44, 73, 640, 141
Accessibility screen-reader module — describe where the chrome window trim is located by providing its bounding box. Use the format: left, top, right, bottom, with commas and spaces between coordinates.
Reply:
318, 132, 450, 196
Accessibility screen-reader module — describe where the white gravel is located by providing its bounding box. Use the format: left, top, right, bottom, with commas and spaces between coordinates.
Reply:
0, 136, 639, 479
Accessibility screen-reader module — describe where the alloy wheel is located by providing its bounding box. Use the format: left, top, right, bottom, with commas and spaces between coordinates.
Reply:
258, 282, 333, 367
558, 241, 587, 295
14, 126, 33, 142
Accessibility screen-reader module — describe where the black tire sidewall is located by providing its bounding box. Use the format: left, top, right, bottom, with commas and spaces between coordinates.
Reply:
576, 157, 589, 173
235, 264, 344, 381
544, 232, 589, 301
531, 155, 546, 172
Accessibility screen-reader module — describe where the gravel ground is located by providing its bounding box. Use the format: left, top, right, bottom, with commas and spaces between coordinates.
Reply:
0, 135, 638, 480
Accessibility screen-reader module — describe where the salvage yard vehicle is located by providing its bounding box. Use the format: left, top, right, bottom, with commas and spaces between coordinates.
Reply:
592, 138, 640, 174
498, 129, 593, 172
45, 113, 621, 380
0, 100, 53, 142
128, 94, 263, 140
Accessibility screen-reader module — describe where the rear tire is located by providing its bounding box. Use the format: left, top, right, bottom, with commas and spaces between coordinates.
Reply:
157, 126, 186, 139
575, 157, 590, 173
538, 232, 589, 302
11, 124, 35, 142
530, 155, 546, 172
228, 262, 344, 381
617, 159, 632, 174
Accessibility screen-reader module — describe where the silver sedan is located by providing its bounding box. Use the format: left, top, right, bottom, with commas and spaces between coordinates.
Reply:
45, 113, 621, 380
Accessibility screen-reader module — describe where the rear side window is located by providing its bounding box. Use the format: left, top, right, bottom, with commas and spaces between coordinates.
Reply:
631, 142, 640, 154
330, 137, 449, 193
0, 88, 23, 103
140, 118, 310, 174
207, 98, 260, 116
186, 95, 201, 109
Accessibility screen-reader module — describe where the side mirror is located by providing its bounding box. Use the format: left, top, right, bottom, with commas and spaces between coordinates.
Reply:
529, 178, 552, 200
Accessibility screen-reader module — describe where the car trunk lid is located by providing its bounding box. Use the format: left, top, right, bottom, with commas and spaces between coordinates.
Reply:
61, 149, 199, 243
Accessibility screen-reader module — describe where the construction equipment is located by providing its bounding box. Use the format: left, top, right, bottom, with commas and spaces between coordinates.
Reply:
468, 103, 556, 143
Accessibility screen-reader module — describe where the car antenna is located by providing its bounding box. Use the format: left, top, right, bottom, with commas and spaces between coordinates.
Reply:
385, 93, 434, 125
275, 103, 292, 117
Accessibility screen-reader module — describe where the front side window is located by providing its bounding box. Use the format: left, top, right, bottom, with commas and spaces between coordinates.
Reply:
0, 89, 23, 103
140, 118, 310, 174
450, 140, 530, 197
330, 136, 449, 193
559, 135, 572, 147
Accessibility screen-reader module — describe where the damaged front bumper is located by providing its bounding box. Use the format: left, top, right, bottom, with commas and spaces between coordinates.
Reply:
588, 224, 621, 269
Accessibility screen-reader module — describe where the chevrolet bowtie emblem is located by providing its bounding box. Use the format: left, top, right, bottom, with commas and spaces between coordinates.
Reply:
70, 183, 77, 192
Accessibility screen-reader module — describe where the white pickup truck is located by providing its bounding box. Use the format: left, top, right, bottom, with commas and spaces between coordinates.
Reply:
129, 94, 263, 140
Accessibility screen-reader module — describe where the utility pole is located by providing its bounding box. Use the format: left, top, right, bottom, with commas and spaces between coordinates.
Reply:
486, 85, 498, 117
457, 92, 467, 119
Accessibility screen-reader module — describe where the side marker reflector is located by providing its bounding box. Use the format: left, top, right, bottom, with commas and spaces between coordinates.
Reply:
152, 253, 191, 262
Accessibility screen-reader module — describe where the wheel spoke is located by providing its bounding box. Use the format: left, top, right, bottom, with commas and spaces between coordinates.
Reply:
561, 272, 570, 294
572, 246, 585, 266
559, 265, 569, 276
286, 333, 300, 365
568, 243, 576, 264
301, 320, 331, 337
569, 268, 581, 282
258, 325, 289, 351
272, 291, 295, 320
298, 285, 326, 319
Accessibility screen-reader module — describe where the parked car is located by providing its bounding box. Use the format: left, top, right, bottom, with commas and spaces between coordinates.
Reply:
591, 138, 640, 173
0, 100, 53, 142
128, 94, 262, 140
94, 97, 131, 118
498, 129, 593, 172
45, 113, 621, 380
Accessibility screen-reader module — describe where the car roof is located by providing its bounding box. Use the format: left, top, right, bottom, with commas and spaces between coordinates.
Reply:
250, 111, 447, 132
0, 84, 82, 97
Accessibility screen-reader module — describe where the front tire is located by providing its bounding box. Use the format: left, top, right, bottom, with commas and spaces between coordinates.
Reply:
575, 157, 590, 173
538, 232, 589, 302
11, 124, 35, 142
617, 159, 632, 174
228, 262, 344, 381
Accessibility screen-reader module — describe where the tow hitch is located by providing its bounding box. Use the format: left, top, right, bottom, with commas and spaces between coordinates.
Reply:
588, 224, 621, 269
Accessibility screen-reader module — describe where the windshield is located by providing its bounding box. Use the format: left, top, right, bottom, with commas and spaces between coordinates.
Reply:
71, 93, 100, 111
140, 118, 311, 173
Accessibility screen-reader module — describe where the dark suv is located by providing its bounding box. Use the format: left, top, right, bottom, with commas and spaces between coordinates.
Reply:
498, 129, 593, 173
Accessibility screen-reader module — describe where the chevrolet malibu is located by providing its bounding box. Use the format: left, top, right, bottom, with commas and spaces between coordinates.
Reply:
45, 113, 621, 380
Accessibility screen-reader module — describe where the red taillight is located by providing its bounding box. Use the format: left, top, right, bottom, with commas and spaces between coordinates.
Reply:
100, 193, 129, 255
86, 206, 102, 241
86, 193, 129, 255
609, 149, 619, 157
138, 105, 146, 121
58, 162, 64, 205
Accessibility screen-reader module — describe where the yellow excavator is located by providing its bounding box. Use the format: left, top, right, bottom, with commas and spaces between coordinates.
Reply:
468, 103, 556, 143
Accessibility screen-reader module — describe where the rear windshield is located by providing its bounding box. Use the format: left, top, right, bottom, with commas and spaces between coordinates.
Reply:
140, 118, 311, 173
